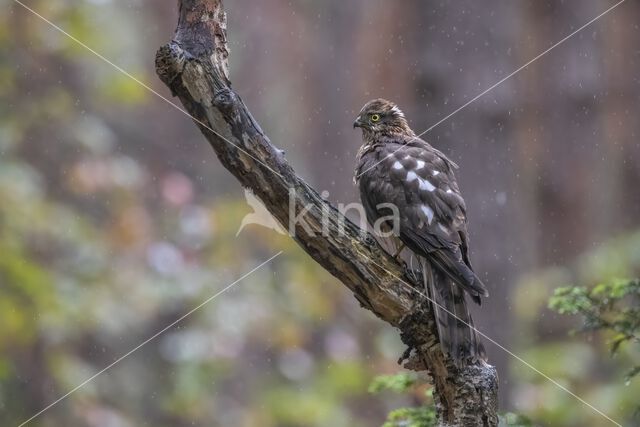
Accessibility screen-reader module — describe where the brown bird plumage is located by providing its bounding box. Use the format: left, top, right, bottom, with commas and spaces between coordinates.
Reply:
353, 98, 488, 364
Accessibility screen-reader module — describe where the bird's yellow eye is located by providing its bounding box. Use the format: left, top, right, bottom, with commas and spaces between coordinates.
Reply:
370, 114, 381, 122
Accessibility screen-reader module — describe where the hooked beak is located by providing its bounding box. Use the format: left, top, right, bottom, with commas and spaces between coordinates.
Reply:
353, 116, 364, 128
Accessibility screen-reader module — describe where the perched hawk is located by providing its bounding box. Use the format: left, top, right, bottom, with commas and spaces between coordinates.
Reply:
353, 98, 488, 364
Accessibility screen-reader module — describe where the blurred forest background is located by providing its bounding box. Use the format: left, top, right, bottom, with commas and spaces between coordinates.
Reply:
2, 0, 640, 426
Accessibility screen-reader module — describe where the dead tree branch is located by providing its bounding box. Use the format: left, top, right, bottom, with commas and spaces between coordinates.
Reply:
155, 1, 498, 425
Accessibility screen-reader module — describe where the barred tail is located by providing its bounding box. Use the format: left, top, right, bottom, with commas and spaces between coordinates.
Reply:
420, 257, 486, 365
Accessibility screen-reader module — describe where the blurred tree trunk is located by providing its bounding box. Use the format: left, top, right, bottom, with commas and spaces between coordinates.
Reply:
600, 0, 640, 235
155, 1, 499, 425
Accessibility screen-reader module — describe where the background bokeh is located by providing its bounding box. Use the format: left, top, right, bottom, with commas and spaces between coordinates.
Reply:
1, 0, 640, 426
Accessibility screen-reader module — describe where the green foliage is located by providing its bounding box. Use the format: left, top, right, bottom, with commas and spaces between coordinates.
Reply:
511, 235, 640, 426
368, 372, 417, 394
369, 373, 435, 427
382, 406, 437, 427
550, 279, 640, 385
370, 373, 533, 427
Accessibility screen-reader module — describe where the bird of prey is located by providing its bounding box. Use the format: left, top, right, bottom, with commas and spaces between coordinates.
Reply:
353, 98, 488, 364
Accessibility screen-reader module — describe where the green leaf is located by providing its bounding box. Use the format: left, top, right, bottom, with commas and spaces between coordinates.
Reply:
382, 406, 436, 427
369, 373, 417, 394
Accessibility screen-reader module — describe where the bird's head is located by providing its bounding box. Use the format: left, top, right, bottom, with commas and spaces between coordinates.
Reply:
353, 98, 414, 137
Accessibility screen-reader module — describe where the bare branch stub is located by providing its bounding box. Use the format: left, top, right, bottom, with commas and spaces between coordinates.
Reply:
155, 1, 498, 425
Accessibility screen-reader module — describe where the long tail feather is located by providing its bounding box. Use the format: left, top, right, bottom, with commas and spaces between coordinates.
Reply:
420, 257, 487, 365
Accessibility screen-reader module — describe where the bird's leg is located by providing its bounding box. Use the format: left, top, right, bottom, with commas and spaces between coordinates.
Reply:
391, 242, 405, 262
404, 254, 421, 283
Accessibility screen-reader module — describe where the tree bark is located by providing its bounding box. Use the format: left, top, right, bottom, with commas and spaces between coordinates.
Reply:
155, 1, 498, 425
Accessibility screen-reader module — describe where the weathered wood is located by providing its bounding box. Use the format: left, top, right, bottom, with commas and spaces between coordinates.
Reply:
155, 1, 498, 425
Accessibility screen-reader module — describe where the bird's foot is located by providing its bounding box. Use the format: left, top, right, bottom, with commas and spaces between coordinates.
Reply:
361, 232, 376, 247
402, 263, 421, 283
